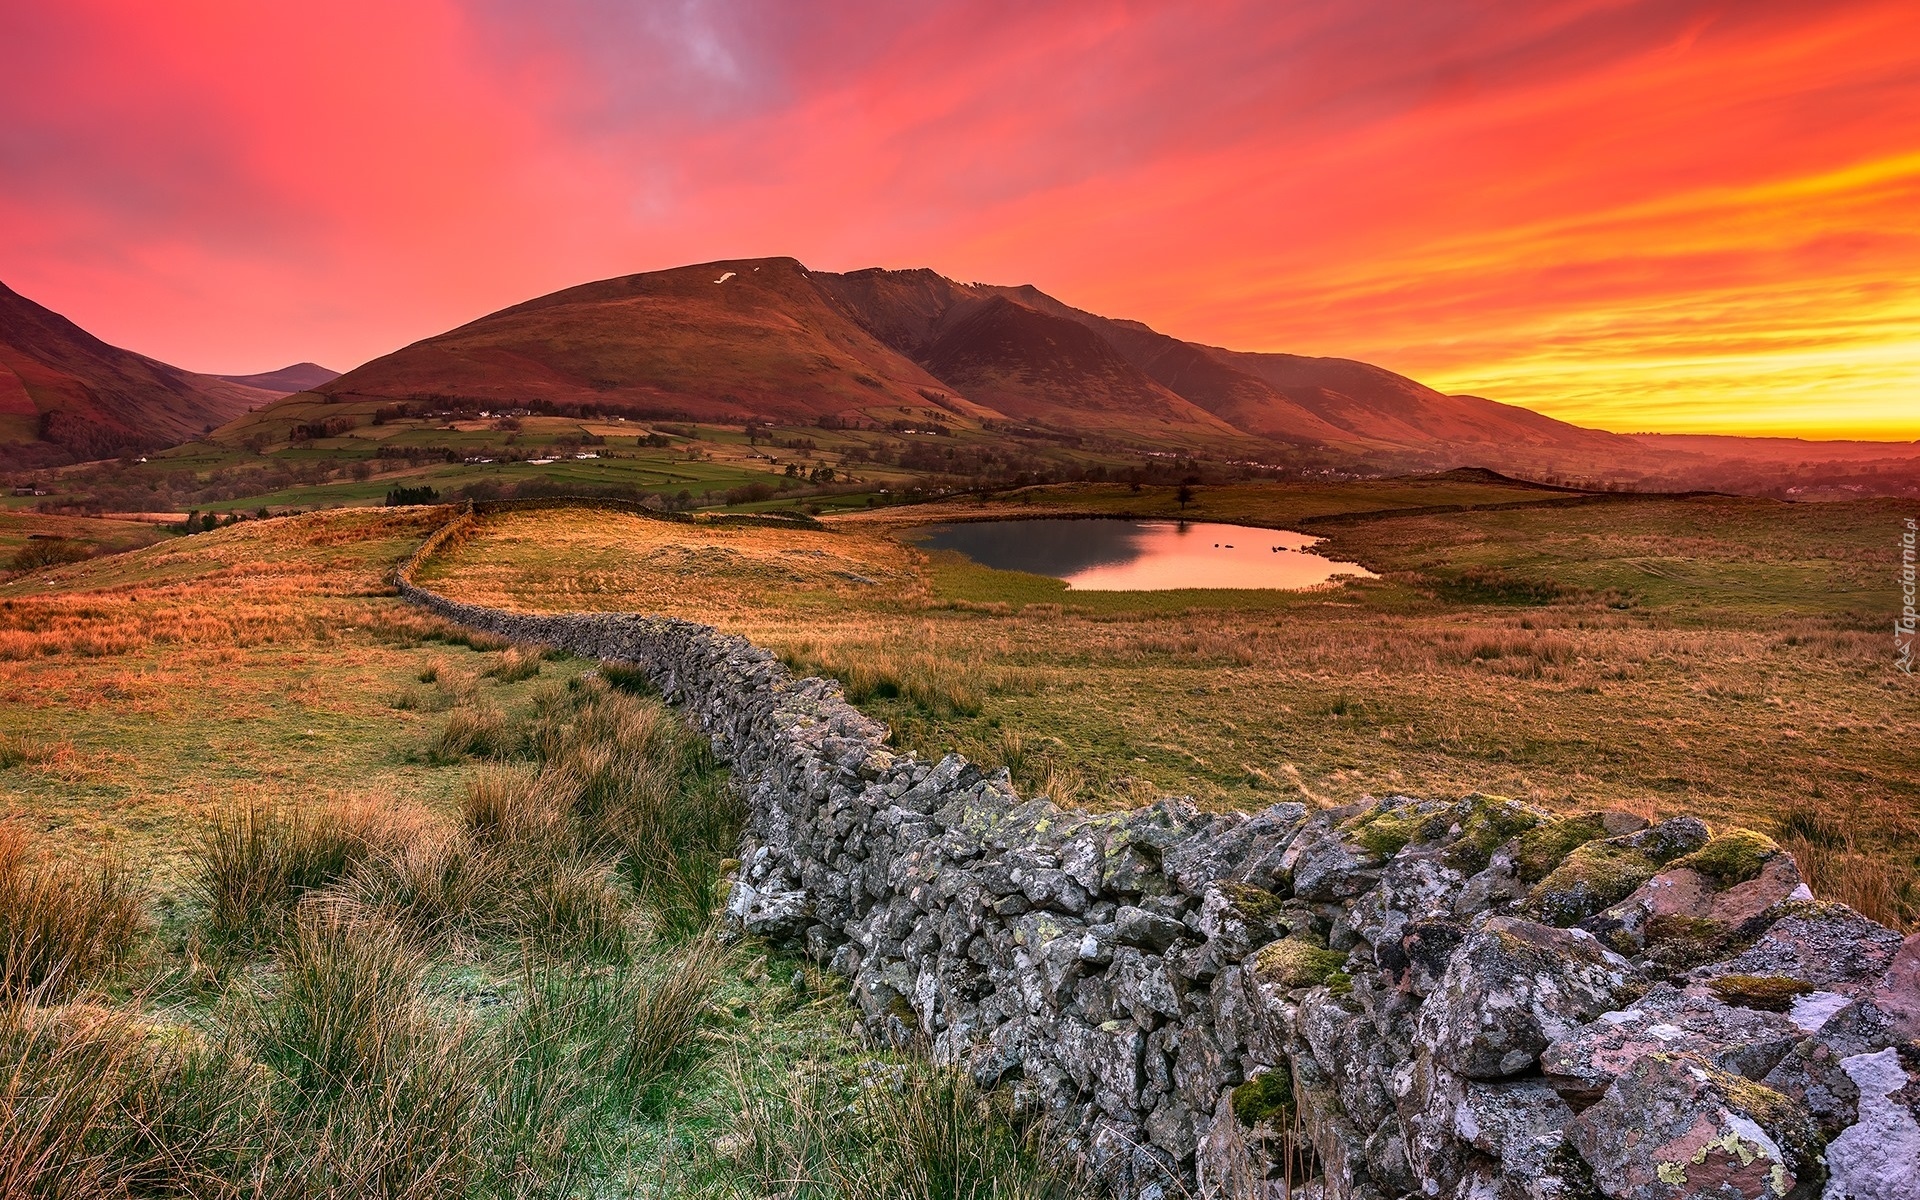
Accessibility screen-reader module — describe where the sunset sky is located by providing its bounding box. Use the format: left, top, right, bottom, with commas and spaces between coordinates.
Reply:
2, 0, 1916, 439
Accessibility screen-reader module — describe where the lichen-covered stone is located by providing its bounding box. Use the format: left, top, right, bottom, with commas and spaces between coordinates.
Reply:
1444, 792, 1546, 875
1571, 1053, 1825, 1200
1342, 796, 1457, 859
1588, 853, 1805, 963
1694, 900, 1903, 992
1250, 937, 1350, 990
1417, 917, 1630, 1079
1541, 984, 1801, 1105
1114, 904, 1190, 953
1453, 1078, 1587, 1199
1527, 840, 1662, 927
1819, 1047, 1920, 1200
1196, 881, 1293, 960
1287, 831, 1385, 902
1669, 829, 1782, 888
1515, 812, 1646, 883
1525, 818, 1715, 928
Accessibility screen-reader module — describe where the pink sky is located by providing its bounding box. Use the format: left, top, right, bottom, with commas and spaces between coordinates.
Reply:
3, 0, 1916, 437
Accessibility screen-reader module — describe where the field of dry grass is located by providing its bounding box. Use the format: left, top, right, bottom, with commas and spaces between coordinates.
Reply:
1, 507, 1079, 1197
0, 479, 1908, 1191
0, 509, 511, 873
423, 484, 1917, 929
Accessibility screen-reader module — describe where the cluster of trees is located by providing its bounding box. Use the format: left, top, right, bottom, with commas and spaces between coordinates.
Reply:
7, 536, 92, 573
289, 417, 358, 441
178, 509, 266, 534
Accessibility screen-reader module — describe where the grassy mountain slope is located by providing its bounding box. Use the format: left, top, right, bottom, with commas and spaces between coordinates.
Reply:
319, 258, 999, 428
0, 281, 277, 466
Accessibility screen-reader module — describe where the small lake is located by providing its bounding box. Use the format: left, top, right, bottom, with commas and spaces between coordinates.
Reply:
915, 519, 1376, 591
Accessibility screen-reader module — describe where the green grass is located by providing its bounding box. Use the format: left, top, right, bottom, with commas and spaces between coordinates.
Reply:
423, 486, 1919, 927
0, 516, 1079, 1196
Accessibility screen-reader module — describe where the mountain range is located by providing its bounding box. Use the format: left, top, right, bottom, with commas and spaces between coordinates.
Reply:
313, 257, 1634, 471
4, 260, 1914, 485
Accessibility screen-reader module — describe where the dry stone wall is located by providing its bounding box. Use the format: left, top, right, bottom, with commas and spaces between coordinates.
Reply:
397, 529, 1919, 1200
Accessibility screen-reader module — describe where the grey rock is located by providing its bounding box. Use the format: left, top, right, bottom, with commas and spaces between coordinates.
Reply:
1542, 984, 1801, 1104
1115, 904, 1190, 952
1416, 916, 1630, 1078
1288, 829, 1384, 902
726, 879, 811, 939
1571, 1053, 1825, 1200
1821, 1047, 1920, 1200
1195, 881, 1292, 960
1696, 901, 1906, 992
1453, 1078, 1588, 1200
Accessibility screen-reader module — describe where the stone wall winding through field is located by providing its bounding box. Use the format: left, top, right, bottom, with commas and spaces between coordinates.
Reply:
398, 509, 1919, 1200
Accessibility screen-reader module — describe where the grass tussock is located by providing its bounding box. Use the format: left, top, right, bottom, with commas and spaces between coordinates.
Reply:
0, 998, 268, 1198
1776, 801, 1919, 932
241, 909, 432, 1101
485, 645, 545, 683
0, 733, 68, 770
0, 826, 142, 999
542, 688, 744, 938
431, 701, 509, 762
193, 800, 389, 944
613, 931, 726, 1101
722, 1055, 1093, 1200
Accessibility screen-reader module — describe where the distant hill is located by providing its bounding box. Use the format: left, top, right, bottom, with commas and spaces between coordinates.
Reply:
212, 363, 340, 394
0, 280, 278, 467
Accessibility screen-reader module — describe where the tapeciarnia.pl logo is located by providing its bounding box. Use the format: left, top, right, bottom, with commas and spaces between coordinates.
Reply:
1900, 516, 1916, 674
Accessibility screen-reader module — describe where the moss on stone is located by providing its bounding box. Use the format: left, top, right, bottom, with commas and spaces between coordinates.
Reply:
1526, 841, 1660, 926
1324, 971, 1353, 997
1515, 813, 1612, 882
1343, 801, 1450, 858
1231, 1063, 1295, 1127
1251, 938, 1350, 989
1706, 974, 1815, 1013
1446, 794, 1544, 873
1670, 828, 1779, 888
1213, 881, 1291, 924
1642, 914, 1735, 972
1715, 1067, 1830, 1175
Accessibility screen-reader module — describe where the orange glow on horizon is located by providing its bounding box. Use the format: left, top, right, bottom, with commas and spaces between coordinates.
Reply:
2, 0, 1916, 440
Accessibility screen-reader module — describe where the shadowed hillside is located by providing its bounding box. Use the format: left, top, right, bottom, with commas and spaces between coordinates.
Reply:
0, 281, 278, 466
